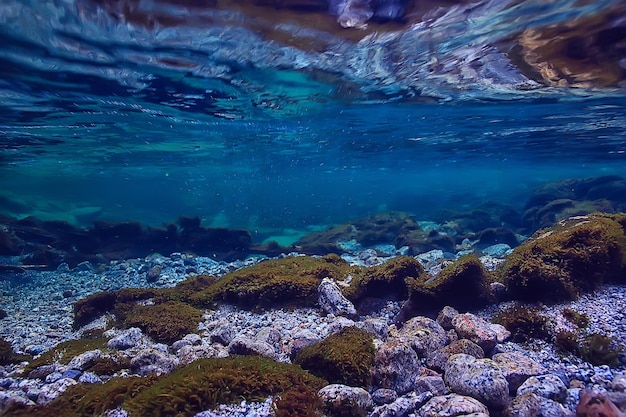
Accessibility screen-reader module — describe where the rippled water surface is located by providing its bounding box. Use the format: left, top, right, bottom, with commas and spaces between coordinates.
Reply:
1, 0, 625, 240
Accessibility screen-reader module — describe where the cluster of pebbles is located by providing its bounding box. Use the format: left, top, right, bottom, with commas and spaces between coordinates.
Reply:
0, 245, 625, 417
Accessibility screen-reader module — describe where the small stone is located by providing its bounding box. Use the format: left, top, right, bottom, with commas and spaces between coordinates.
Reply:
436, 306, 459, 330
228, 335, 278, 360
517, 374, 567, 403
37, 378, 77, 404
414, 375, 449, 396
419, 394, 489, 417
145, 264, 162, 283
372, 388, 398, 405
129, 348, 179, 376
318, 384, 373, 417
78, 372, 103, 384
372, 392, 433, 417
451, 313, 500, 352
62, 369, 82, 380
107, 328, 143, 350
210, 325, 235, 346
67, 349, 102, 371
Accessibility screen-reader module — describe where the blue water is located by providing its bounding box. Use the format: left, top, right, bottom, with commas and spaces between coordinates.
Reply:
1, 0, 625, 243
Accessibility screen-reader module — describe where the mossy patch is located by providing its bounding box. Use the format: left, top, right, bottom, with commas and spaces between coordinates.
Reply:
188, 255, 356, 309
498, 214, 626, 302
493, 305, 551, 342
581, 333, 621, 367
122, 301, 203, 345
7, 356, 326, 417
342, 256, 424, 302
562, 308, 589, 328
294, 326, 375, 387
407, 254, 493, 311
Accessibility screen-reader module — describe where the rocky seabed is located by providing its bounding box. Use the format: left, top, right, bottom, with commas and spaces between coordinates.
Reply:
1, 249, 625, 417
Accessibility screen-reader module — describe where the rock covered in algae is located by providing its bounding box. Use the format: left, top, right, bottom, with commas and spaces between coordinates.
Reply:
498, 214, 626, 302
294, 326, 375, 388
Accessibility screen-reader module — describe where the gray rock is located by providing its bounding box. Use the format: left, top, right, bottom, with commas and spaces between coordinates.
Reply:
436, 306, 459, 330
0, 392, 35, 409
612, 371, 626, 391
176, 344, 220, 365
27, 364, 57, 380
371, 392, 433, 417
373, 340, 421, 395
372, 388, 398, 405
254, 327, 281, 346
451, 313, 505, 352
318, 278, 357, 318
482, 244, 512, 257
37, 377, 77, 404
210, 325, 235, 346
419, 394, 489, 417
103, 408, 130, 417
318, 384, 373, 417
414, 375, 449, 396
328, 317, 357, 334
397, 316, 448, 358
228, 335, 278, 360
67, 349, 102, 371
360, 318, 390, 340
78, 371, 103, 384
129, 348, 179, 376
517, 374, 568, 403
170, 333, 202, 353
444, 353, 509, 409
426, 339, 484, 372
492, 351, 547, 393
107, 327, 143, 350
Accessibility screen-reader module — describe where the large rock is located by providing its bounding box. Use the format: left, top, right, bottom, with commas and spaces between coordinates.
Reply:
444, 354, 509, 409
419, 394, 489, 417
129, 348, 179, 376
372, 340, 421, 394
318, 384, 373, 417
318, 278, 357, 318
396, 316, 448, 358
228, 335, 278, 361
492, 351, 547, 393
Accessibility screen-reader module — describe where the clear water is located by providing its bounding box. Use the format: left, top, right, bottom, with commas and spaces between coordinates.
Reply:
1, 0, 625, 243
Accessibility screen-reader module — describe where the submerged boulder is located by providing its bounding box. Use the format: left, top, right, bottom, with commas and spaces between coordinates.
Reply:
498, 214, 626, 302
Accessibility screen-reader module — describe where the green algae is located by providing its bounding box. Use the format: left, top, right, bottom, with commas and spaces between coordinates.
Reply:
562, 308, 590, 328
407, 254, 493, 310
188, 254, 356, 309
122, 301, 203, 345
581, 333, 621, 367
294, 326, 375, 388
493, 305, 551, 342
5, 356, 326, 417
342, 256, 423, 302
498, 214, 626, 302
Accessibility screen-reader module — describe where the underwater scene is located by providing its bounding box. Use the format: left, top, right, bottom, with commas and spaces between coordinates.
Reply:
1, 0, 626, 416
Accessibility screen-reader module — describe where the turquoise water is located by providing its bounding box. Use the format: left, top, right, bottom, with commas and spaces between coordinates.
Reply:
1, 0, 625, 242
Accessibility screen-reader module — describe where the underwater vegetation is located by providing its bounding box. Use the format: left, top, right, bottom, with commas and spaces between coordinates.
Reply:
294, 326, 375, 388
22, 338, 108, 375
499, 214, 626, 302
407, 254, 494, 311
0, 337, 29, 365
3, 356, 327, 417
492, 305, 551, 343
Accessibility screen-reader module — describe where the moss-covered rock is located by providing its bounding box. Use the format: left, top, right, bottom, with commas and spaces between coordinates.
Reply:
581, 333, 621, 367
343, 256, 424, 302
189, 255, 355, 309
407, 254, 493, 311
294, 327, 375, 388
122, 301, 203, 345
8, 356, 327, 417
498, 214, 626, 302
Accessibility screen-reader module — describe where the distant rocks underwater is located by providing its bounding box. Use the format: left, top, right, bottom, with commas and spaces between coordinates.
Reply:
1, 175, 626, 417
